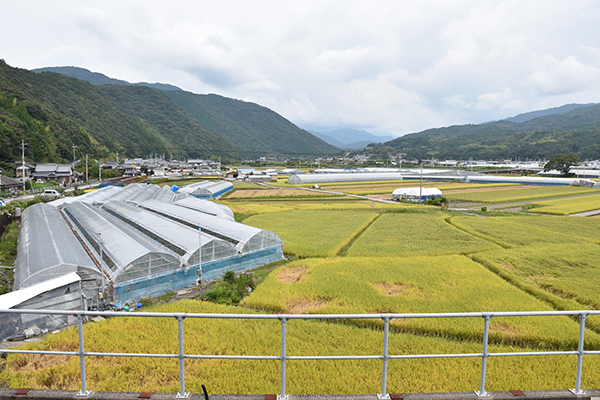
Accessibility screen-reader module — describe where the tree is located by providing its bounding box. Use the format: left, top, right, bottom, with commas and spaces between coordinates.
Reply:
543, 154, 581, 176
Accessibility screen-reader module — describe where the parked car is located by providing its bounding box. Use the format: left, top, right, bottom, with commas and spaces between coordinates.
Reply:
42, 189, 60, 199
0, 198, 5, 207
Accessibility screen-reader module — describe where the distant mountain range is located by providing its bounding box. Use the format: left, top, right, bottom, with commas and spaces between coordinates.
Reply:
0, 62, 338, 170
311, 129, 395, 150
355, 103, 600, 160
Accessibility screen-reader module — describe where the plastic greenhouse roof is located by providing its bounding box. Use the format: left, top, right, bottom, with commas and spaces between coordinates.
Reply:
61, 202, 180, 279
287, 172, 404, 184
174, 197, 235, 221
153, 186, 176, 203
138, 199, 275, 251
0, 272, 81, 309
14, 203, 98, 290
101, 201, 230, 255
177, 180, 233, 196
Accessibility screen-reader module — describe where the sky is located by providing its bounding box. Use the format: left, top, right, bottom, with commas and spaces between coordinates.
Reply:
3, 1, 600, 137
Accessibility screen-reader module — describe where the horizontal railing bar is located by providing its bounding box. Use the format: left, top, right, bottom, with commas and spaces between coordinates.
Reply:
2, 309, 599, 319
489, 351, 577, 357
85, 352, 177, 358
288, 355, 382, 360
0, 350, 77, 356
186, 355, 280, 360
389, 353, 483, 359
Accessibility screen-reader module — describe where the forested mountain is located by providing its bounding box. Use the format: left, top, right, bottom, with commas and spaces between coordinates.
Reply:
503, 103, 598, 123
0, 61, 338, 171
356, 104, 600, 160
164, 91, 339, 156
32, 67, 182, 91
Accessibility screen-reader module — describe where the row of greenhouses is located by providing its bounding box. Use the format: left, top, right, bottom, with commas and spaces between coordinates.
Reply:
0, 183, 282, 340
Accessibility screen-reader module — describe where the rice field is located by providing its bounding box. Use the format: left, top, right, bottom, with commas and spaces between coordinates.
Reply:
445, 186, 598, 203
447, 215, 586, 248
3, 180, 600, 395
3, 301, 600, 395
244, 209, 379, 257
242, 257, 598, 349
529, 194, 600, 215
346, 213, 499, 256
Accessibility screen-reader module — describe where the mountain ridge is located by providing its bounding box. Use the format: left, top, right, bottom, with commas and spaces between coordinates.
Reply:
0, 61, 339, 171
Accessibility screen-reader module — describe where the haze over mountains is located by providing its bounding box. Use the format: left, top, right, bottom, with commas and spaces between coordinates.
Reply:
310, 129, 395, 150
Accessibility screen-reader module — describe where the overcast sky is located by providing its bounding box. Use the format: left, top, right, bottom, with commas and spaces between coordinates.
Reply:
3, 1, 600, 137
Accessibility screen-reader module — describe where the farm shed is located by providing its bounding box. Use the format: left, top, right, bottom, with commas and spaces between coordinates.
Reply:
288, 172, 404, 184
176, 180, 233, 199
393, 187, 443, 202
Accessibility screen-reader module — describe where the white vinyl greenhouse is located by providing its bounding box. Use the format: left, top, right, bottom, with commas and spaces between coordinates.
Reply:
175, 180, 233, 199
0, 183, 283, 340
288, 172, 404, 184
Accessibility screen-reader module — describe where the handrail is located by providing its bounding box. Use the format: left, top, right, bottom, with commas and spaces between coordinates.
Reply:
1, 309, 599, 400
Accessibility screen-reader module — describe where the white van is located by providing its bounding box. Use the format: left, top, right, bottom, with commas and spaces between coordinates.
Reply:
42, 189, 60, 199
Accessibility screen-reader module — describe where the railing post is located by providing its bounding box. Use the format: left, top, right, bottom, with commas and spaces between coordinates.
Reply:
76, 314, 91, 397
475, 314, 491, 398
279, 317, 289, 400
176, 315, 189, 399
570, 313, 588, 396
378, 317, 391, 400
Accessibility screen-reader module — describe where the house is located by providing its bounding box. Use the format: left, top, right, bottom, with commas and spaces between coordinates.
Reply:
32, 164, 76, 185
0, 175, 22, 194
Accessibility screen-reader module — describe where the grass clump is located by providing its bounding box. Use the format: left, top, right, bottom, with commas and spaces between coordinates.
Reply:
205, 271, 255, 305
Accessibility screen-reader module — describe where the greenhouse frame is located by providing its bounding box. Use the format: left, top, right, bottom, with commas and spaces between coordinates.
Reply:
175, 180, 233, 199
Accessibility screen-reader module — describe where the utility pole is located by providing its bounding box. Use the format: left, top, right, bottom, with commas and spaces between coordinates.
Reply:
85, 154, 89, 182
99, 160, 102, 183
72, 144, 77, 164
21, 140, 27, 193
116, 152, 119, 164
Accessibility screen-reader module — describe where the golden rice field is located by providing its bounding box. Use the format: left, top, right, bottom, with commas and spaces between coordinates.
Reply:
3, 301, 600, 395
445, 186, 598, 203
529, 194, 600, 215
3, 181, 600, 395
242, 256, 598, 349
346, 213, 499, 256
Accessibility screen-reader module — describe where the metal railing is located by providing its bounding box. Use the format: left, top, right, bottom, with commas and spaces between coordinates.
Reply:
1, 309, 599, 400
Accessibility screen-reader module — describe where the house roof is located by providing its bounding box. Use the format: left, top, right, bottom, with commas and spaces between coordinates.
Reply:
0, 175, 21, 186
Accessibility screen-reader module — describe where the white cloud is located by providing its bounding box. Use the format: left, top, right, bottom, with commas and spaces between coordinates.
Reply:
3, 0, 600, 136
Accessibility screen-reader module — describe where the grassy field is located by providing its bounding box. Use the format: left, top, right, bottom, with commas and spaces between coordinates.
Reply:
445, 186, 599, 203
2, 181, 600, 395
529, 194, 600, 215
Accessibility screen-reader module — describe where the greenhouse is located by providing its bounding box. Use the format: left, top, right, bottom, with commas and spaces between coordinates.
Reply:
288, 172, 404, 184
14, 203, 100, 290
392, 187, 443, 202
100, 201, 237, 268
137, 199, 283, 254
175, 180, 233, 199
174, 196, 235, 221
1, 182, 283, 340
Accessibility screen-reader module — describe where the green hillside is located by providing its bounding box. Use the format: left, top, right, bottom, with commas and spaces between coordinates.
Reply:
359, 104, 600, 160
0, 61, 338, 171
163, 91, 339, 156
